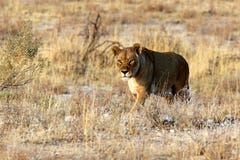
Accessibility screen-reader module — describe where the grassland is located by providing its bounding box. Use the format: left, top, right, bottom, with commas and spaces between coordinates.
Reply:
0, 0, 240, 159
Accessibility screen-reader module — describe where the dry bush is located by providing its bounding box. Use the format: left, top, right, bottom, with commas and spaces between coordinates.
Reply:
51, 13, 121, 81
81, 13, 121, 65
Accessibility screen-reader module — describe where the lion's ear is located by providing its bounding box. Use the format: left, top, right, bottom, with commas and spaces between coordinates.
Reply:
133, 43, 142, 55
112, 46, 121, 56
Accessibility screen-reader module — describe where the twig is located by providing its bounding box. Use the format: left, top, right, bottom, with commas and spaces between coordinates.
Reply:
0, 64, 40, 91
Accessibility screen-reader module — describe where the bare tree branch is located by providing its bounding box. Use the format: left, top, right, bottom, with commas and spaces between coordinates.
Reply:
0, 64, 41, 91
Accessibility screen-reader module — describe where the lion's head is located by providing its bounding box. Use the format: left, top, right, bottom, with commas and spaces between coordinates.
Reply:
112, 43, 142, 81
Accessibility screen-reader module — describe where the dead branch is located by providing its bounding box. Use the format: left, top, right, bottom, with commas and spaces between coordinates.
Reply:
96, 40, 123, 56
82, 13, 102, 62
0, 64, 40, 91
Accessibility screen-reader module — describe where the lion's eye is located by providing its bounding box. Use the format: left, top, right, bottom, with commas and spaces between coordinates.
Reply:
117, 60, 122, 65
129, 59, 135, 65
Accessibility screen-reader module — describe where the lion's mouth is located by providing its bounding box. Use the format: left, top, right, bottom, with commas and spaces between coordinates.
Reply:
121, 74, 132, 81
121, 71, 132, 81
121, 77, 130, 81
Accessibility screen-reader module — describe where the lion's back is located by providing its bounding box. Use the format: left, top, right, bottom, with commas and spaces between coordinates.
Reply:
143, 48, 189, 91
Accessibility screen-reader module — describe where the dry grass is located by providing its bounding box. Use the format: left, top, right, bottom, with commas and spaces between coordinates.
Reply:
0, 0, 240, 159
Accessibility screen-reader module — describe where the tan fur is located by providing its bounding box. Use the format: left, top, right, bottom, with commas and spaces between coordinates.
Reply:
112, 43, 189, 113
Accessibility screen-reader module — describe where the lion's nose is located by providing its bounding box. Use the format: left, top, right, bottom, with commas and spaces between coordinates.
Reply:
121, 70, 128, 75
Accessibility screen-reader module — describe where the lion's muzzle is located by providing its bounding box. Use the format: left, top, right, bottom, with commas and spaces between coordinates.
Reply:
121, 70, 131, 80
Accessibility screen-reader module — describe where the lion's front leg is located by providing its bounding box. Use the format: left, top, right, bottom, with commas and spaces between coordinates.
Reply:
129, 88, 147, 113
131, 93, 137, 101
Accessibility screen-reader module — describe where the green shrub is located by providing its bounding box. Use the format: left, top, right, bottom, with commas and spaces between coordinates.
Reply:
0, 20, 44, 91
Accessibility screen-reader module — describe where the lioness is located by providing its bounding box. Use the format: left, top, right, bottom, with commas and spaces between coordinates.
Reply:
112, 43, 189, 113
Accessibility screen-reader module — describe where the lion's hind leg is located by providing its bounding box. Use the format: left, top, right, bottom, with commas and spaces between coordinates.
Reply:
177, 85, 190, 103
165, 85, 175, 104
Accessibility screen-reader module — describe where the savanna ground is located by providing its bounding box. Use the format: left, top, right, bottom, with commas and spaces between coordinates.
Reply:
0, 0, 240, 159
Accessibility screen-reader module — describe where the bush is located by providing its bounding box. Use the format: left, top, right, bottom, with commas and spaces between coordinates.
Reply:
0, 20, 44, 91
